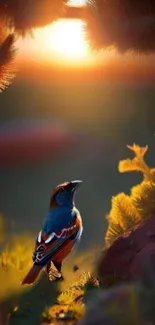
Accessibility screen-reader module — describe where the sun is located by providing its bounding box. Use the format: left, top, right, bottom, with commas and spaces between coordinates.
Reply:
67, 0, 87, 6
32, 19, 91, 65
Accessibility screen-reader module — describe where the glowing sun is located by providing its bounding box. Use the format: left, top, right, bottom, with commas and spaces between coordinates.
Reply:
33, 19, 91, 65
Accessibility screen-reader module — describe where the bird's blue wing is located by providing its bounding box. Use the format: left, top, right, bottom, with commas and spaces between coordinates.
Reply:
42, 207, 76, 234
33, 217, 80, 266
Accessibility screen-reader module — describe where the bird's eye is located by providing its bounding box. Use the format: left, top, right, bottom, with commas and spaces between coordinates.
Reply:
60, 187, 65, 194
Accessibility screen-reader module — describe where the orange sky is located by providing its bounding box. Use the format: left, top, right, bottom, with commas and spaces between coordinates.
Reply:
15, 0, 155, 83
16, 57, 155, 86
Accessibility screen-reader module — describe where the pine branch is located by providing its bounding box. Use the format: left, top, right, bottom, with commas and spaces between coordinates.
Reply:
84, 0, 155, 53
105, 144, 155, 247
105, 193, 140, 247
1, 0, 155, 54
131, 180, 155, 219
42, 271, 99, 322
118, 144, 151, 180
0, 0, 68, 34
0, 34, 16, 93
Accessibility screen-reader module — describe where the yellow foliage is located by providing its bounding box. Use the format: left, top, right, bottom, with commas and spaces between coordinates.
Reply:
57, 271, 96, 305
43, 271, 99, 322
0, 235, 33, 271
105, 144, 155, 247
57, 287, 84, 305
105, 217, 124, 247
127, 144, 148, 159
105, 193, 140, 246
43, 302, 85, 320
149, 168, 155, 182
68, 302, 86, 319
42, 304, 64, 320
131, 180, 155, 219
118, 143, 151, 180
0, 234, 35, 300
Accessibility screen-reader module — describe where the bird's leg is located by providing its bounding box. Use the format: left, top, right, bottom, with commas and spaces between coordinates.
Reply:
46, 262, 54, 281
53, 261, 64, 280
46, 262, 51, 274
47, 261, 63, 281
53, 261, 62, 273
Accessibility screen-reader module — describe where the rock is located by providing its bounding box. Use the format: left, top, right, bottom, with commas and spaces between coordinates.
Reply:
78, 283, 155, 325
97, 214, 155, 286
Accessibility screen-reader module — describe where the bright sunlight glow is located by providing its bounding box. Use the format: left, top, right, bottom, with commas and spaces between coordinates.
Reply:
33, 19, 92, 65
17, 0, 109, 67
67, 0, 87, 6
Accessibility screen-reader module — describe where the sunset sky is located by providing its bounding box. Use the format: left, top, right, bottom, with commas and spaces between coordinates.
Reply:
14, 0, 155, 81
17, 0, 92, 66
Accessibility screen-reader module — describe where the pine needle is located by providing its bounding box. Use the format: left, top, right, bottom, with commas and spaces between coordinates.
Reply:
0, 34, 16, 93
131, 180, 155, 219
118, 144, 151, 180
105, 144, 155, 247
105, 193, 140, 246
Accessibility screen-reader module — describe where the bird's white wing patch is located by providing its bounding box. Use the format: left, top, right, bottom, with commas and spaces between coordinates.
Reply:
44, 225, 77, 244
37, 225, 77, 245
37, 231, 42, 243
45, 233, 55, 244
59, 225, 77, 238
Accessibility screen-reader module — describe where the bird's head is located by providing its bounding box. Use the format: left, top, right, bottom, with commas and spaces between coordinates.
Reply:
50, 180, 82, 208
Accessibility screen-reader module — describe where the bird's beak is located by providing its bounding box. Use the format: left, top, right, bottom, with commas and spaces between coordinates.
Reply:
71, 180, 83, 192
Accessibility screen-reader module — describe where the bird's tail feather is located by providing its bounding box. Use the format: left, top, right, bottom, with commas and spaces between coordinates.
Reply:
21, 264, 43, 285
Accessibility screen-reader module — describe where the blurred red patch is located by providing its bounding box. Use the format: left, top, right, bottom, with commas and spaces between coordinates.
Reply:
0, 120, 73, 166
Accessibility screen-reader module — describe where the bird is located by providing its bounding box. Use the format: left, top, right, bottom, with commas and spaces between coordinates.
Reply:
21, 180, 83, 285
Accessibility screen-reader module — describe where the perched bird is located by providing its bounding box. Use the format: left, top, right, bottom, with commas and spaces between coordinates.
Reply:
22, 180, 83, 285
